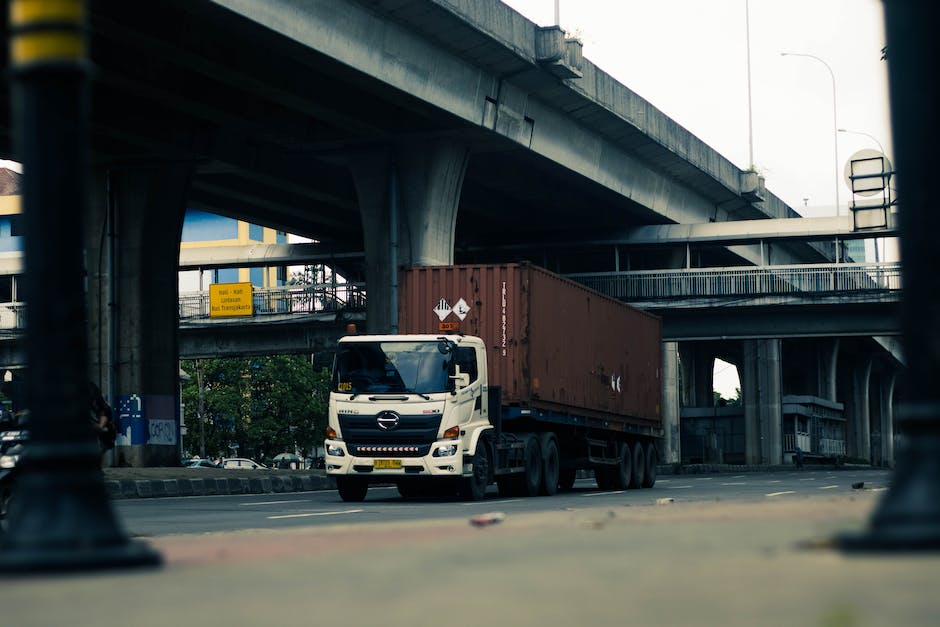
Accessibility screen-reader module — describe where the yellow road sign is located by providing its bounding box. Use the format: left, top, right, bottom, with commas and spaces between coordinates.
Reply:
209, 282, 253, 318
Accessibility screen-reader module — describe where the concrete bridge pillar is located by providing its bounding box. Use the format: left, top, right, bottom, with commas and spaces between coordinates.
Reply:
661, 341, 680, 464
349, 139, 468, 333
818, 339, 839, 402
843, 357, 873, 462
742, 339, 782, 465
86, 166, 191, 467
678, 344, 715, 407
870, 372, 896, 467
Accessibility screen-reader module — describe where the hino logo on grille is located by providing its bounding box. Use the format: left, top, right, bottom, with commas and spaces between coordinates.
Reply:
376, 411, 401, 431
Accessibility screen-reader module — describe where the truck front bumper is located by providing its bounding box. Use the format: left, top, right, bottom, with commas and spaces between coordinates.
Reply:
324, 438, 468, 479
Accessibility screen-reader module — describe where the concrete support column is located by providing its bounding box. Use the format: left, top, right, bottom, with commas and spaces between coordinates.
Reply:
742, 339, 782, 465
86, 166, 191, 467
349, 139, 468, 333
818, 339, 839, 402
661, 341, 680, 464
844, 357, 873, 462
869, 372, 896, 468
678, 344, 715, 407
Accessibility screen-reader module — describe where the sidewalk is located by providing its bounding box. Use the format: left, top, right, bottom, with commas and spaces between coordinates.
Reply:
101, 466, 334, 499
1, 490, 937, 626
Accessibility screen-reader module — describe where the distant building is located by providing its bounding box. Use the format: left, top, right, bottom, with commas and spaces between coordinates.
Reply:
179, 209, 288, 292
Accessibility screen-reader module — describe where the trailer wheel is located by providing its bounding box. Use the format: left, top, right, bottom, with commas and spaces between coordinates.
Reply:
459, 439, 490, 501
521, 436, 543, 497
539, 435, 560, 496
612, 441, 633, 490
630, 441, 646, 489
336, 476, 368, 502
642, 442, 658, 488
558, 468, 577, 491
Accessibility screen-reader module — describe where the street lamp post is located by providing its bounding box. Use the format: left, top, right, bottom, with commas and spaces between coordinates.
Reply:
782, 52, 841, 216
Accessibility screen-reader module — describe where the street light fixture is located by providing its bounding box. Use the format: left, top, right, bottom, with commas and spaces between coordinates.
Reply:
781, 52, 841, 216
838, 127, 887, 156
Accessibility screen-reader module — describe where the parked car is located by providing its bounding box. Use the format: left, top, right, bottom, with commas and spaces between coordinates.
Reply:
184, 459, 220, 469
221, 457, 269, 470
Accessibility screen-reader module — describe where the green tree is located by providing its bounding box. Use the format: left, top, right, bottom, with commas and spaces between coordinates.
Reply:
181, 355, 330, 462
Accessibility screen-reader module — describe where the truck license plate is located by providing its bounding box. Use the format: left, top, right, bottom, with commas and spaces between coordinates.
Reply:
374, 459, 402, 469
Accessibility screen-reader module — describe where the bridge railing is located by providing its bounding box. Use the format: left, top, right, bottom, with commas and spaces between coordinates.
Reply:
178, 282, 367, 320
566, 262, 902, 301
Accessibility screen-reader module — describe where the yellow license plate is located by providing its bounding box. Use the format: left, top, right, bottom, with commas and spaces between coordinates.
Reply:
374, 459, 402, 469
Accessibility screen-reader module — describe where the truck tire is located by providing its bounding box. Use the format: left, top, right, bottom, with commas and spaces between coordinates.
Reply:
642, 442, 658, 488
539, 435, 560, 496
629, 441, 646, 489
612, 441, 633, 490
336, 476, 368, 502
459, 439, 490, 501
521, 436, 543, 496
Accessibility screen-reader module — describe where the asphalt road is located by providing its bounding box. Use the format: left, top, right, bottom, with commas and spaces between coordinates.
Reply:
114, 468, 891, 536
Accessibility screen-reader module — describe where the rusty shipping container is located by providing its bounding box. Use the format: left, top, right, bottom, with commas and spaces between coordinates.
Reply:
398, 263, 662, 431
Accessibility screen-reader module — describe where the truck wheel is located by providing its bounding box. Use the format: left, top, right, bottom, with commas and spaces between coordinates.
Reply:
629, 441, 646, 489
612, 441, 633, 490
642, 442, 658, 488
460, 439, 489, 501
336, 476, 368, 502
539, 435, 560, 496
521, 436, 543, 497
558, 468, 577, 491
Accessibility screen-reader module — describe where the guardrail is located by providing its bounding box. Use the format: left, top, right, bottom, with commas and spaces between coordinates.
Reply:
566, 262, 901, 301
178, 282, 367, 320
0, 262, 901, 332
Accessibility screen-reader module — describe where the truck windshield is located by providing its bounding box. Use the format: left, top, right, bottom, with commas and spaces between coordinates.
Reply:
332, 341, 453, 395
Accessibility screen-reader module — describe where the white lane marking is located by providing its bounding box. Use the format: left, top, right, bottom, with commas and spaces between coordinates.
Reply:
241, 500, 297, 506
731, 475, 745, 479
463, 499, 521, 506
766, 491, 796, 497
819, 485, 840, 490
268, 509, 364, 520
657, 479, 671, 483
767, 480, 782, 484
668, 485, 694, 489
582, 491, 624, 497
721, 482, 747, 486
695, 477, 713, 481
799, 478, 816, 481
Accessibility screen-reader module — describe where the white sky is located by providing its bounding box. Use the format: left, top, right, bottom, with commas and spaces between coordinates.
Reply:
503, 0, 891, 397
502, 0, 891, 217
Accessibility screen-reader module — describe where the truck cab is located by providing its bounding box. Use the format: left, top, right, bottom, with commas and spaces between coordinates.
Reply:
324, 334, 492, 501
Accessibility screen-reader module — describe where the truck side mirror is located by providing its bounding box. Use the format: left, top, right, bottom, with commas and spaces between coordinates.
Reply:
449, 365, 470, 392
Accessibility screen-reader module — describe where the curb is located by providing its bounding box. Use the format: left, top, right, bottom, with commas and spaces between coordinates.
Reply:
104, 474, 336, 499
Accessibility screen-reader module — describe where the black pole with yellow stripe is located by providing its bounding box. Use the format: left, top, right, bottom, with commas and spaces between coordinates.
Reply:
0, 0, 160, 571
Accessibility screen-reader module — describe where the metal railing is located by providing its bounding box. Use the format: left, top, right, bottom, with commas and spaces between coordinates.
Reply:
566, 262, 902, 301
178, 282, 367, 321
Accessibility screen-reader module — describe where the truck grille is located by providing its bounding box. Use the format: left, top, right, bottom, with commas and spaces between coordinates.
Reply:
339, 413, 443, 457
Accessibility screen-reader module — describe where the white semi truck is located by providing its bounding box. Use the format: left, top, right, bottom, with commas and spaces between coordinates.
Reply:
324, 263, 663, 502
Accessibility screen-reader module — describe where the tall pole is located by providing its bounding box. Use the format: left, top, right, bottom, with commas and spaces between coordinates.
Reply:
554, 0, 560, 26
781, 52, 841, 216
0, 0, 160, 572
745, 0, 755, 168
840, 0, 940, 552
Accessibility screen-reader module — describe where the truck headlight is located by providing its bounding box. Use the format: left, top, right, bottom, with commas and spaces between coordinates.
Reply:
432, 443, 458, 458
0, 453, 19, 469
326, 443, 345, 457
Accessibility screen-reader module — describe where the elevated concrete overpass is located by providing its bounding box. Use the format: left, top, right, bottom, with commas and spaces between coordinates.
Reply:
0, 0, 892, 468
